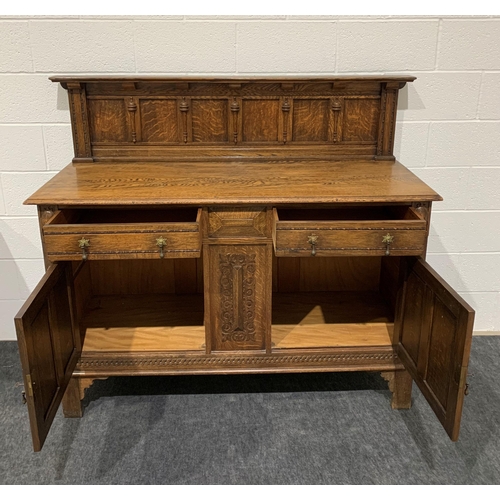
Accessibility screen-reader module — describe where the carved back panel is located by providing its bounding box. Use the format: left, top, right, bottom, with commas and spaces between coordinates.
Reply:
52, 76, 414, 163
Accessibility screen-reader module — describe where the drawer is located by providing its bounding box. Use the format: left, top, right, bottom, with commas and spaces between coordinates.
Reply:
273, 206, 427, 257
43, 208, 201, 261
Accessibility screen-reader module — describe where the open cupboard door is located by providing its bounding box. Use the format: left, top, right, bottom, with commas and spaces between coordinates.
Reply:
15, 263, 81, 451
397, 258, 475, 441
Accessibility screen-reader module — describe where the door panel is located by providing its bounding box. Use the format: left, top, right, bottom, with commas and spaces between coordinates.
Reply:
15, 263, 81, 451
397, 258, 474, 441
206, 244, 272, 352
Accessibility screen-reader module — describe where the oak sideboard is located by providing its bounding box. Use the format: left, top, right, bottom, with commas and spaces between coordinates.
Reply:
15, 76, 474, 451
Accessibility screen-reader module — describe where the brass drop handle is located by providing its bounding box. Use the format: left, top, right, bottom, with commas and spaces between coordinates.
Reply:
308, 235, 318, 256
382, 233, 394, 256
156, 237, 167, 259
78, 237, 90, 261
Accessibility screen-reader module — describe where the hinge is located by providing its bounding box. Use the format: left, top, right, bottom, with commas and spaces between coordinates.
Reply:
26, 374, 34, 398
464, 383, 470, 396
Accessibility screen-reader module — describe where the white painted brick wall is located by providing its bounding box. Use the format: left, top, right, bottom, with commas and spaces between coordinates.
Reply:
42, 125, 75, 171
0, 178, 5, 215
30, 20, 136, 73
0, 21, 33, 72
0, 74, 70, 123
398, 73, 482, 121
439, 20, 500, 70
393, 122, 429, 167
1, 172, 57, 216
337, 21, 439, 72
135, 21, 237, 72
237, 22, 336, 73
478, 73, 500, 119
0, 15, 499, 339
0, 125, 46, 171
427, 122, 500, 166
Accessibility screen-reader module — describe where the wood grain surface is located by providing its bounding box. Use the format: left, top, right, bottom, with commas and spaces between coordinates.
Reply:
396, 258, 475, 441
272, 291, 394, 349
82, 294, 205, 352
25, 161, 442, 206
50, 75, 415, 162
43, 208, 202, 260
273, 206, 427, 256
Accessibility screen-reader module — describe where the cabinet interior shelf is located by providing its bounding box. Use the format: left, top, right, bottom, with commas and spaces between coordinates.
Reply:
272, 292, 394, 349
81, 291, 394, 352
82, 294, 205, 352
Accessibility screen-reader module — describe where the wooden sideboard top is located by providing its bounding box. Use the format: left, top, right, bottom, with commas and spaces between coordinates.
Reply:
25, 160, 442, 206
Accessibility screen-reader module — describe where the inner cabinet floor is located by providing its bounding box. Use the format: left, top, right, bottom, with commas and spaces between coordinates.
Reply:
76, 259, 206, 353
76, 256, 396, 354
83, 294, 205, 352
272, 291, 393, 349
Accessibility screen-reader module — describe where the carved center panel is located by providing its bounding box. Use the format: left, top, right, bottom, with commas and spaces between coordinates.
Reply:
220, 253, 256, 343
208, 244, 270, 352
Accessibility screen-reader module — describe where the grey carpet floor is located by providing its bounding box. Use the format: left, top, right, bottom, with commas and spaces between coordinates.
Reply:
1, 337, 499, 484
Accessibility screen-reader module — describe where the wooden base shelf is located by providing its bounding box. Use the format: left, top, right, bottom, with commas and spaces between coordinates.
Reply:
81, 291, 394, 353
272, 291, 394, 349
83, 294, 205, 352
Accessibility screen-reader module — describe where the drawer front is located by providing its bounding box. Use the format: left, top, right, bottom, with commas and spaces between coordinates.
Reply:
273, 207, 427, 257
274, 228, 427, 257
44, 209, 201, 261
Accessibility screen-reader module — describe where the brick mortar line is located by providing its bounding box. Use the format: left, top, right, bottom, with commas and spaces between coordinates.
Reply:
476, 71, 485, 119
435, 18, 442, 71
432, 210, 500, 213
428, 252, 500, 255
403, 120, 500, 123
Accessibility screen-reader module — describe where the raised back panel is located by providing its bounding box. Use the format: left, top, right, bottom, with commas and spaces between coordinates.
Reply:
192, 99, 228, 143
342, 98, 381, 142
88, 99, 128, 143
242, 99, 280, 143
140, 99, 179, 143
53, 76, 414, 163
292, 99, 330, 142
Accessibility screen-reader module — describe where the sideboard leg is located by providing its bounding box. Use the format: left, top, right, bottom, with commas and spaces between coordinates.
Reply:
381, 370, 413, 409
62, 376, 98, 418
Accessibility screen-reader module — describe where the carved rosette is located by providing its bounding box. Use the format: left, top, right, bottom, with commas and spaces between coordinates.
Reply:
220, 253, 256, 343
